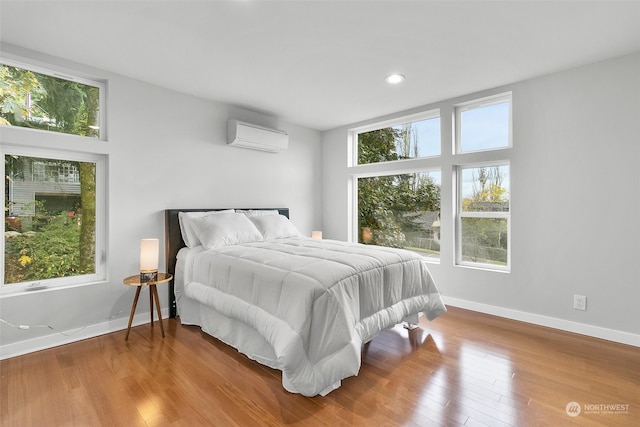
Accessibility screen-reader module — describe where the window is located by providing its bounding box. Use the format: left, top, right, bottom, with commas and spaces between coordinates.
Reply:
457, 165, 510, 268
357, 171, 441, 258
457, 95, 511, 153
0, 60, 104, 139
350, 110, 441, 261
357, 112, 440, 164
455, 93, 512, 270
1, 58, 107, 294
349, 92, 512, 271
3, 151, 106, 292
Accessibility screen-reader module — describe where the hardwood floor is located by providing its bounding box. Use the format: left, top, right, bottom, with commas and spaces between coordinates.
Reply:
1, 306, 638, 426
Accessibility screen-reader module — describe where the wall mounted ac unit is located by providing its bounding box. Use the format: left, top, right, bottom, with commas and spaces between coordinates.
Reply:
227, 119, 288, 153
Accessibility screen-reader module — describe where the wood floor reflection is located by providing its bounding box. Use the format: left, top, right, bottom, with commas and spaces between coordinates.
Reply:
1, 306, 638, 426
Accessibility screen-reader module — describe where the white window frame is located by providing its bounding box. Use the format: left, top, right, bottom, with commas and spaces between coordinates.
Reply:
347, 91, 512, 272
454, 92, 512, 271
354, 109, 441, 166
455, 93, 512, 154
1, 56, 109, 296
348, 108, 442, 263
352, 168, 442, 261
1, 145, 108, 295
455, 162, 511, 271
0, 56, 107, 141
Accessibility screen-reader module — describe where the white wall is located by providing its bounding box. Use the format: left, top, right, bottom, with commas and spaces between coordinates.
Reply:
322, 52, 640, 345
0, 44, 322, 357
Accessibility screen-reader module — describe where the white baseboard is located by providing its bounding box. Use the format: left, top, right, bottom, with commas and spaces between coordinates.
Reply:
4, 299, 637, 360
442, 296, 640, 348
0, 308, 170, 360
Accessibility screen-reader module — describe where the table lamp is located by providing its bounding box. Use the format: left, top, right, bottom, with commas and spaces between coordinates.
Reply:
140, 238, 159, 282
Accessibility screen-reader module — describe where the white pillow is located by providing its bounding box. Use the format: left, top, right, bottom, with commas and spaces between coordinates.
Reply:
193, 212, 263, 250
236, 209, 279, 217
248, 214, 301, 240
179, 210, 235, 248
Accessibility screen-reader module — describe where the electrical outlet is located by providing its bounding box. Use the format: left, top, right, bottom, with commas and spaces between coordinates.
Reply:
573, 295, 587, 311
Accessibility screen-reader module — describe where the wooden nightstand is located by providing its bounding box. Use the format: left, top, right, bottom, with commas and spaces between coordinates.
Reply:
123, 273, 172, 340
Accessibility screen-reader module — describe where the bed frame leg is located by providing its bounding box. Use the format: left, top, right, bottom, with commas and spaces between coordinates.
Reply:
403, 322, 418, 331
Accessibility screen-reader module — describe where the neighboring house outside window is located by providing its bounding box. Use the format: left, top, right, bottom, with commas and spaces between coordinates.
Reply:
1, 58, 107, 294
9, 159, 81, 218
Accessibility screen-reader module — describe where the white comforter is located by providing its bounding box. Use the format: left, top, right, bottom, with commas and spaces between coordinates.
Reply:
178, 237, 446, 396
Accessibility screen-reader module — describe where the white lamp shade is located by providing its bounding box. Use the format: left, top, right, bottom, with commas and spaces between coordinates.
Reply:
140, 238, 159, 272
311, 231, 323, 239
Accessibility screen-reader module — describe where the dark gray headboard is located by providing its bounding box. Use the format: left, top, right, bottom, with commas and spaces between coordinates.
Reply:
164, 208, 289, 317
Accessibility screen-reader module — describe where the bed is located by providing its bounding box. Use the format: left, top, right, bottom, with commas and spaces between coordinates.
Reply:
164, 208, 446, 396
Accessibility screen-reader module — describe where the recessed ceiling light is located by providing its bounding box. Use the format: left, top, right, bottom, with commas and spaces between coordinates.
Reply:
385, 74, 405, 84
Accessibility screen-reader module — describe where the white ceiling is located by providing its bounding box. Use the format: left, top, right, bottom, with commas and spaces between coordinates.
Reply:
2, 1, 640, 131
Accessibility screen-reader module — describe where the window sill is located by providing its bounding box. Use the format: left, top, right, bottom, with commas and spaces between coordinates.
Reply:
0, 279, 108, 299
455, 263, 510, 274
